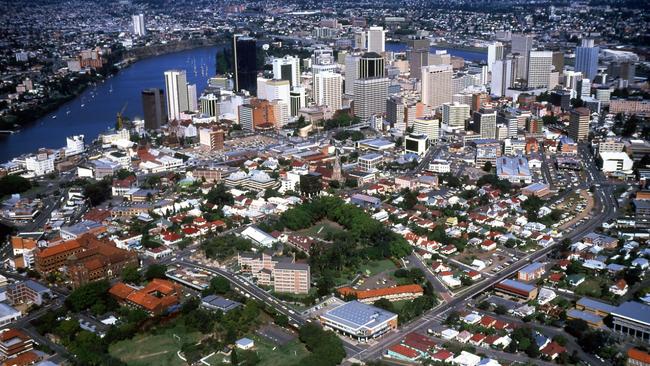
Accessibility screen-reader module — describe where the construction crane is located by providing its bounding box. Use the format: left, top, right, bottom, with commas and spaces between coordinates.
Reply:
116, 102, 128, 130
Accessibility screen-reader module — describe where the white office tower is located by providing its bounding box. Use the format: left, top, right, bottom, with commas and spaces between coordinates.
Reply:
313, 72, 342, 111
367, 26, 386, 53
481, 65, 489, 85
527, 51, 553, 89
442, 102, 470, 128
344, 54, 361, 95
421, 64, 453, 110
430, 51, 451, 66
564, 70, 583, 99
491, 59, 512, 97
511, 34, 533, 80
164, 70, 189, 121
353, 78, 389, 122
578, 78, 591, 99
257, 78, 291, 106
132, 14, 145, 36
487, 42, 504, 72
272, 56, 301, 87
311, 47, 338, 75
187, 84, 198, 111
290, 86, 306, 116
413, 118, 441, 141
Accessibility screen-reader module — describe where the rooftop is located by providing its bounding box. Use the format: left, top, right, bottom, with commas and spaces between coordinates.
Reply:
321, 301, 397, 331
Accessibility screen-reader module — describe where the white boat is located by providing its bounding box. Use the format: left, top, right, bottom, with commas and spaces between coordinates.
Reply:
52, 115, 57, 119
81, 104, 85, 108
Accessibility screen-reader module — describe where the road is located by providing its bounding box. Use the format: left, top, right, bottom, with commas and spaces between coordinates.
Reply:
178, 260, 366, 355
350, 144, 618, 363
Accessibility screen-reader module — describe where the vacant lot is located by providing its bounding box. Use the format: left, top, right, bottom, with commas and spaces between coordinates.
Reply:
109, 323, 201, 366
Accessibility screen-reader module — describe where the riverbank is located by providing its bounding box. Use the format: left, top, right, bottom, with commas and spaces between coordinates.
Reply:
386, 40, 487, 54
0, 37, 225, 132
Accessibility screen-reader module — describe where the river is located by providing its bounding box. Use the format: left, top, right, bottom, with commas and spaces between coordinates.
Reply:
0, 45, 223, 161
0, 42, 485, 162
385, 42, 487, 62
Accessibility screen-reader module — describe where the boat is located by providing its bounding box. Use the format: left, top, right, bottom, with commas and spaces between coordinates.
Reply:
52, 115, 57, 119
81, 104, 85, 108
66, 110, 71, 114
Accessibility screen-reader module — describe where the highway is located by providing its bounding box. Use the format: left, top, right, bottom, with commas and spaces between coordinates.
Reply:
350, 144, 618, 363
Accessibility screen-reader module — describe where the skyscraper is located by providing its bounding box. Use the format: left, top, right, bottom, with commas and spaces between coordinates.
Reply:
421, 64, 453, 110
367, 26, 386, 53
354, 30, 367, 50
527, 51, 553, 88
164, 70, 189, 121
473, 109, 497, 139
313, 72, 342, 111
406, 38, 430, 80
413, 118, 441, 142
290, 86, 306, 117
511, 34, 534, 81
232, 35, 258, 93
442, 102, 470, 128
353, 53, 388, 122
569, 107, 591, 141
344, 54, 361, 95
187, 84, 198, 111
141, 88, 166, 130
487, 42, 504, 72
257, 78, 291, 106
272, 56, 301, 87
132, 14, 145, 36
575, 39, 599, 80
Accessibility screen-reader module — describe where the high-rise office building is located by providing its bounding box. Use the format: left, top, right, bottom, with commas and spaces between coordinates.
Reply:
406, 38, 430, 80
473, 109, 497, 139
312, 47, 338, 75
552, 51, 565, 75
344, 54, 361, 95
442, 102, 470, 128
429, 51, 451, 66
527, 51, 553, 88
413, 118, 441, 142
511, 34, 534, 80
272, 56, 301, 87
199, 127, 225, 150
569, 107, 591, 141
313, 72, 342, 111
257, 78, 291, 106
187, 84, 198, 111
367, 26, 386, 53
164, 70, 189, 121
132, 14, 145, 36
575, 39, 599, 81
232, 35, 258, 93
290, 86, 306, 117
141, 88, 166, 130
354, 30, 367, 50
386, 95, 422, 131
487, 42, 504, 72
353, 53, 388, 122
578, 78, 591, 99
199, 93, 219, 117
490, 59, 512, 97
421, 64, 453, 110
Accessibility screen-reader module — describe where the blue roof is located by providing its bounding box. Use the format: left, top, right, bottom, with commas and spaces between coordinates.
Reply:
23, 280, 50, 293
612, 301, 650, 325
498, 279, 535, 293
567, 309, 604, 324
519, 262, 545, 275
576, 297, 617, 314
322, 301, 397, 331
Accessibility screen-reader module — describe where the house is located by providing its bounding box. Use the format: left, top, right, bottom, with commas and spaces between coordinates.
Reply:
451, 351, 481, 366
469, 333, 486, 346
567, 274, 586, 287
456, 330, 472, 343
386, 343, 421, 362
431, 349, 454, 362
610, 279, 629, 296
540, 342, 566, 360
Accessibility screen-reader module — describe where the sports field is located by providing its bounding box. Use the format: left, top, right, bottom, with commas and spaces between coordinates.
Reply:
109, 324, 201, 366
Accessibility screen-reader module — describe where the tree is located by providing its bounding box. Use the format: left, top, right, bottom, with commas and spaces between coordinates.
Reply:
482, 161, 493, 172
205, 276, 230, 295
0, 175, 32, 196
144, 264, 167, 280
206, 184, 234, 206
121, 265, 141, 285
83, 179, 111, 206
565, 318, 589, 338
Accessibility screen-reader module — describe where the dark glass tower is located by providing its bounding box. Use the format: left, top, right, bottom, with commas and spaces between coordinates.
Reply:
232, 35, 258, 93
141, 88, 167, 130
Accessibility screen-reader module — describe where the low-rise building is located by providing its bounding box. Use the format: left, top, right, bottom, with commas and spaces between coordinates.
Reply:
494, 279, 538, 301
337, 284, 424, 304
517, 262, 546, 281
109, 279, 182, 316
319, 301, 398, 342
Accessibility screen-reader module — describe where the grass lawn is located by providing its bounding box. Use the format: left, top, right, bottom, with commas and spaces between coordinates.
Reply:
297, 219, 344, 239
252, 334, 310, 366
359, 259, 398, 277
109, 323, 201, 366
575, 278, 609, 298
